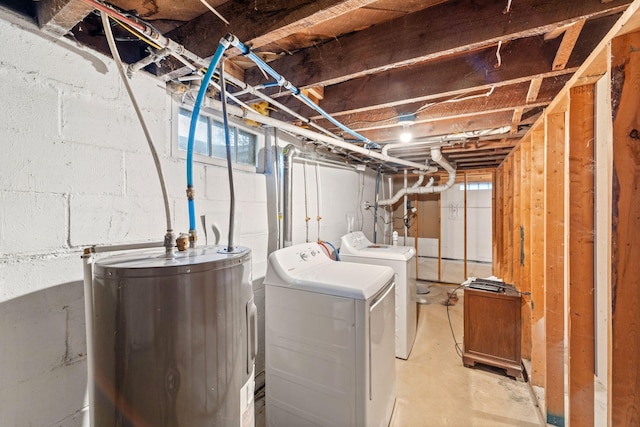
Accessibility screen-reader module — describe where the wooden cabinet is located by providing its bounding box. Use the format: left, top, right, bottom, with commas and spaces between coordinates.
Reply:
462, 286, 524, 380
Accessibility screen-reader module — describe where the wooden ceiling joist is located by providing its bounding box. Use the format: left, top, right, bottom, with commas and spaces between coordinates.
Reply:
552, 19, 587, 70
244, 0, 631, 88
37, 0, 94, 37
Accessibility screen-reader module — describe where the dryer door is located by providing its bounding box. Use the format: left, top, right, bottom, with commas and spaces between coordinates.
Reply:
368, 280, 396, 426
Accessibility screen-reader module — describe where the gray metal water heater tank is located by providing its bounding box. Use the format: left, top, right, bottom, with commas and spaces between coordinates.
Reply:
92, 246, 254, 426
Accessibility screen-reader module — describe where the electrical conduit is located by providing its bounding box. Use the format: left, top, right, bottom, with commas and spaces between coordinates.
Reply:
226, 35, 380, 149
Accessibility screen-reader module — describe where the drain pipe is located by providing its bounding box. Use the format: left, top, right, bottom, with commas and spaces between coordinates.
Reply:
283, 144, 299, 247
378, 147, 456, 206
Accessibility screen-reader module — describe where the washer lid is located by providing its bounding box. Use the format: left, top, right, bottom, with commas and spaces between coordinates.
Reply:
264, 242, 394, 300
341, 232, 415, 261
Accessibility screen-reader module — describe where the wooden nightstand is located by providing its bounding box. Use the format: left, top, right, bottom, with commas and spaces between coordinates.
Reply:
462, 284, 524, 380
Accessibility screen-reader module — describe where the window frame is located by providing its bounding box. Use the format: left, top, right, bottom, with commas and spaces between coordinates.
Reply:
172, 102, 264, 173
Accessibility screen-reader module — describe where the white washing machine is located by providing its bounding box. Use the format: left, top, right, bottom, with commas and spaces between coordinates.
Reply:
340, 231, 417, 360
264, 242, 396, 427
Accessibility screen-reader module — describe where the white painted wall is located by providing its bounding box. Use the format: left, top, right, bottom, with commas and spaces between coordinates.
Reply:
0, 14, 376, 426
440, 185, 492, 262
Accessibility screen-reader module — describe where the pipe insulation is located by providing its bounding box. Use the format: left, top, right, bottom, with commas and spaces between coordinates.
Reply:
377, 147, 456, 206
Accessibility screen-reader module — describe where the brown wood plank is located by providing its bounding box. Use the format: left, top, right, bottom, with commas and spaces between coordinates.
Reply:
310, 78, 569, 133
520, 136, 533, 361
512, 107, 524, 134
545, 111, 567, 426
553, 19, 587, 70
164, 0, 378, 61
505, 155, 514, 285
245, 0, 631, 88
530, 129, 546, 387
568, 83, 596, 427
37, 0, 94, 37
492, 170, 499, 276
611, 31, 640, 426
527, 77, 544, 103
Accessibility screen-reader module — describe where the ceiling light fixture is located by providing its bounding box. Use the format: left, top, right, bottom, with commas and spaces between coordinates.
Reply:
398, 113, 416, 143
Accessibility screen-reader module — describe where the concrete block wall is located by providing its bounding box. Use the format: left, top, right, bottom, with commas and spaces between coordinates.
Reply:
0, 13, 377, 427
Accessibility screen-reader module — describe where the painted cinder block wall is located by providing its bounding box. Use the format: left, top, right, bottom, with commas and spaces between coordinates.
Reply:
0, 12, 377, 426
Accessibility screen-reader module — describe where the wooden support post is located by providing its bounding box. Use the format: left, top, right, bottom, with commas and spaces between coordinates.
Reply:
520, 137, 533, 361
568, 84, 596, 427
505, 156, 514, 284
545, 111, 567, 426
611, 32, 640, 426
530, 129, 546, 388
464, 172, 468, 280
492, 170, 499, 276
495, 167, 502, 278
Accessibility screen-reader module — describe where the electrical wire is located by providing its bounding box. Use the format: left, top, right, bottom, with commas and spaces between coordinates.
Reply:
110, 15, 162, 49
446, 283, 466, 358
100, 12, 173, 240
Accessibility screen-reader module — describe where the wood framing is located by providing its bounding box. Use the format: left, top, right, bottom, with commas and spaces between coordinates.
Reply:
568, 84, 596, 427
529, 129, 546, 387
544, 111, 567, 426
552, 19, 587, 70
520, 136, 533, 361
611, 30, 640, 426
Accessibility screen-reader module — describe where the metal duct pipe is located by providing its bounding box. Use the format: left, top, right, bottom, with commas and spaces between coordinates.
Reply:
377, 147, 456, 206
282, 144, 298, 247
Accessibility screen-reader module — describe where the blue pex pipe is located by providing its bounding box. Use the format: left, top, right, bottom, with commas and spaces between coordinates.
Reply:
230, 37, 380, 149
186, 36, 231, 233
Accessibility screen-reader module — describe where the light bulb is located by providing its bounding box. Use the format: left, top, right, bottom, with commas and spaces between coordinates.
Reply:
399, 125, 412, 143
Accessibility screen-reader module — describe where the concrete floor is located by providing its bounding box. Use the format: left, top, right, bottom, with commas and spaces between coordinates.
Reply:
390, 284, 544, 427
417, 257, 493, 284
256, 283, 544, 427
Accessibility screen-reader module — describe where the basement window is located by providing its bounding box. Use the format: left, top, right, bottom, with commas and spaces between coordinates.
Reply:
175, 106, 262, 171
459, 182, 492, 191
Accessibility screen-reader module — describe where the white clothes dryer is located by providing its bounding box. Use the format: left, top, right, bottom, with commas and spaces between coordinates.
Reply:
340, 231, 417, 360
264, 242, 396, 427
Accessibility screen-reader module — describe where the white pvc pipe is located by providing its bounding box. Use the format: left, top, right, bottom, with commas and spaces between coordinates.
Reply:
378, 147, 456, 206
204, 98, 438, 172
82, 252, 95, 427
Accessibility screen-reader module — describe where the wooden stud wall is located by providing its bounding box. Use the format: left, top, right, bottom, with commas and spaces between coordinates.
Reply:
568, 84, 596, 427
529, 129, 546, 388
611, 31, 640, 425
492, 4, 640, 425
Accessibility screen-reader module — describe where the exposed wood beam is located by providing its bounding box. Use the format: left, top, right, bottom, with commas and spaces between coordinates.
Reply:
359, 111, 519, 142
552, 19, 587, 70
37, 0, 94, 37
159, 0, 378, 75
310, 77, 568, 133
526, 77, 544, 103
511, 107, 524, 134
443, 140, 518, 153
245, 0, 630, 88
265, 15, 616, 121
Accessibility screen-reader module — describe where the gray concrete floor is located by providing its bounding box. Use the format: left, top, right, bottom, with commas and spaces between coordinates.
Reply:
256, 283, 544, 427
390, 284, 544, 427
417, 257, 494, 284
